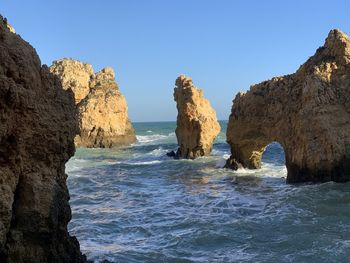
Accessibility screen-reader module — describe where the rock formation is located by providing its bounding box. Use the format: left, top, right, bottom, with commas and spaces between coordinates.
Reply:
173, 75, 221, 159
225, 29, 350, 183
3, 18, 15, 34
50, 59, 136, 148
0, 16, 85, 262
75, 67, 136, 147
49, 59, 93, 104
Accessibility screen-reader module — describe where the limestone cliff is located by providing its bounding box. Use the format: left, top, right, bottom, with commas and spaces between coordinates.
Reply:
225, 29, 350, 183
50, 59, 93, 104
76, 67, 136, 147
50, 59, 136, 148
0, 16, 85, 262
173, 75, 220, 159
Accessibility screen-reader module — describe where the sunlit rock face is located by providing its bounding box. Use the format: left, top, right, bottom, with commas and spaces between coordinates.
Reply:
174, 75, 221, 159
4, 19, 15, 33
0, 16, 85, 262
49, 59, 93, 104
50, 59, 136, 148
226, 29, 350, 183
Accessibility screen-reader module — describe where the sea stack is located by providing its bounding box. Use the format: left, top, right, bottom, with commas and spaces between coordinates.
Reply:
173, 75, 220, 159
50, 59, 136, 148
0, 16, 84, 262
225, 29, 350, 183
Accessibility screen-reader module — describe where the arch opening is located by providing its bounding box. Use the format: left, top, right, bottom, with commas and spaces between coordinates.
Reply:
225, 139, 287, 174
261, 141, 286, 168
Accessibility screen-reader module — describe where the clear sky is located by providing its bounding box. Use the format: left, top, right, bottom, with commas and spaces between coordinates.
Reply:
2, 1, 350, 122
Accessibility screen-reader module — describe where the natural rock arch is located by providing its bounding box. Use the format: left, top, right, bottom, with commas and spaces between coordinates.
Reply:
225, 29, 350, 183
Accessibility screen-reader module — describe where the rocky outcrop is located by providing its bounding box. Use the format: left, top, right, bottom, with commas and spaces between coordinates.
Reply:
50, 59, 136, 148
75, 67, 136, 147
0, 16, 85, 262
225, 29, 350, 183
49, 59, 93, 104
3, 18, 15, 34
173, 75, 220, 159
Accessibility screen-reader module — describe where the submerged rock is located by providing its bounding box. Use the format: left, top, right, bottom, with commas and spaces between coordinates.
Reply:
0, 16, 84, 262
50, 59, 136, 148
173, 75, 220, 159
225, 29, 350, 183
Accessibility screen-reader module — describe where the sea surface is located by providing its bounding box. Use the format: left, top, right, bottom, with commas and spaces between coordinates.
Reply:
67, 121, 350, 263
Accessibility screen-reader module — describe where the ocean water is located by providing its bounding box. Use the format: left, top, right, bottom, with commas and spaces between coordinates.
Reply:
67, 121, 350, 263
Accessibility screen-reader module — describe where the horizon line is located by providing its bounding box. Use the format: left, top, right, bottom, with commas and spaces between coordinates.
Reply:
132, 119, 229, 123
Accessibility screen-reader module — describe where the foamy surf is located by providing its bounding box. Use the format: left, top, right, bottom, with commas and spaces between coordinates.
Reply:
67, 121, 343, 263
136, 132, 176, 144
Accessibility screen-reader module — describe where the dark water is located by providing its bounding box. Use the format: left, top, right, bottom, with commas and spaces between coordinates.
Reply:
67, 121, 350, 262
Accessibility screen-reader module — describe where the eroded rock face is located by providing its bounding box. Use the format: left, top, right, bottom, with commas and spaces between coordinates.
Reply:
76, 67, 136, 147
50, 59, 136, 148
50, 59, 93, 104
225, 29, 350, 183
174, 75, 220, 159
0, 16, 84, 262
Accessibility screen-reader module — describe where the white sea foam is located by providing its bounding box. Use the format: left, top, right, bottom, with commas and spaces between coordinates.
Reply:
136, 134, 168, 143
128, 160, 163, 165
136, 132, 176, 144
215, 154, 231, 167
212, 149, 226, 155
232, 162, 287, 178
148, 147, 168, 156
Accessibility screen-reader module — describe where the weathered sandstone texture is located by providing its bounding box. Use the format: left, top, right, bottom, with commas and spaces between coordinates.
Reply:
225, 29, 350, 183
50, 59, 136, 148
49, 59, 93, 104
0, 16, 85, 262
173, 75, 220, 159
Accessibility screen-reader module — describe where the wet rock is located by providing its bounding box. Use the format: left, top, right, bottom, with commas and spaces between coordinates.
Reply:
166, 150, 177, 158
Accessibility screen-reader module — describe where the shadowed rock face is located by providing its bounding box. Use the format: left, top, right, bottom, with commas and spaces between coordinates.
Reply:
50, 59, 136, 148
174, 75, 220, 159
0, 16, 85, 262
225, 29, 350, 183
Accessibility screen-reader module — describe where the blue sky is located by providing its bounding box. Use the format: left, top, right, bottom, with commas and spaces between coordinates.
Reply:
2, 1, 350, 122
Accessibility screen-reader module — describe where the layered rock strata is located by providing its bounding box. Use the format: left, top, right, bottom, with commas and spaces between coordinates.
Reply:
0, 16, 85, 262
225, 29, 350, 183
50, 59, 136, 148
173, 75, 220, 159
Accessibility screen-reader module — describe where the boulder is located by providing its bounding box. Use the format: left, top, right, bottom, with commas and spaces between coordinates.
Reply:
0, 16, 85, 262
173, 75, 220, 159
225, 29, 350, 183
